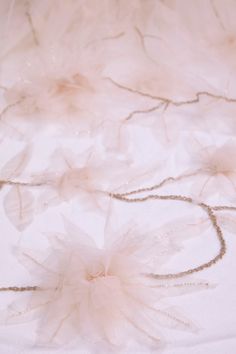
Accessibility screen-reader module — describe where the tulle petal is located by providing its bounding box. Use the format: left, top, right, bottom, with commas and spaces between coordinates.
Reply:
3, 186, 35, 231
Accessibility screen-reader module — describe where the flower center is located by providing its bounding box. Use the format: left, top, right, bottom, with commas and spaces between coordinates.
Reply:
86, 270, 106, 281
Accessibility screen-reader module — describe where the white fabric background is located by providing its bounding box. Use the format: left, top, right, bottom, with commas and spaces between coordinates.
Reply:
0, 1, 236, 353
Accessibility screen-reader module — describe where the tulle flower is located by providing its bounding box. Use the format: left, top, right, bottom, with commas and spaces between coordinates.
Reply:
0, 1, 111, 132
186, 140, 236, 201
35, 148, 133, 213
3, 218, 209, 350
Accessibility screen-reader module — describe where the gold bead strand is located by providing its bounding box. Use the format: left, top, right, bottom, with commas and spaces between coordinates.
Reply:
110, 192, 226, 279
